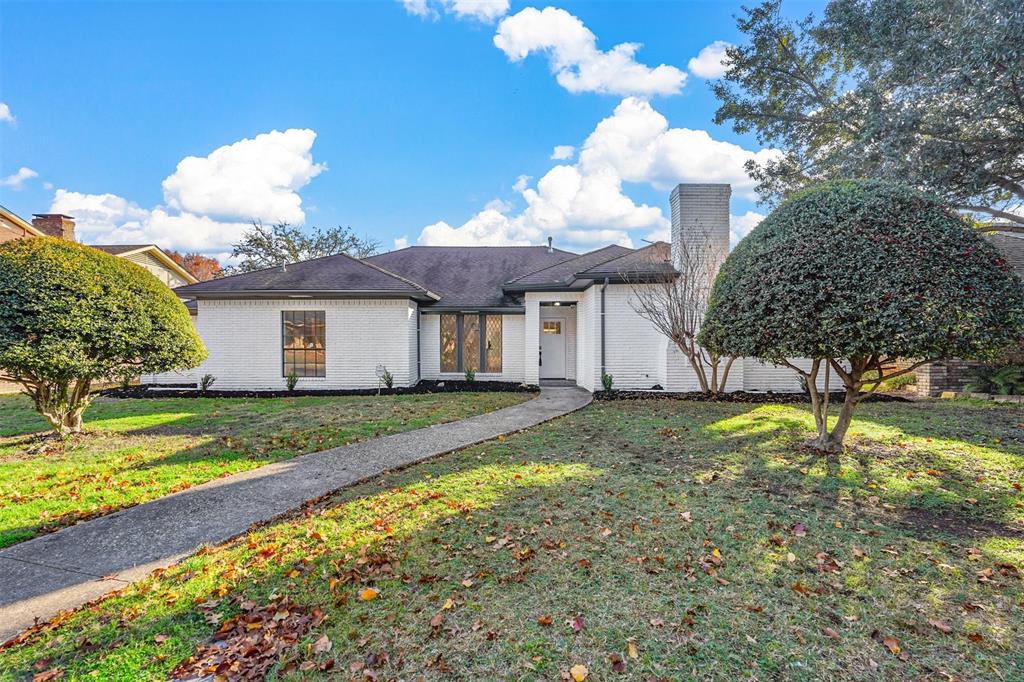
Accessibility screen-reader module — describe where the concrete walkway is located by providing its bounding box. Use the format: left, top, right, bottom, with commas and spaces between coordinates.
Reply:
0, 386, 591, 643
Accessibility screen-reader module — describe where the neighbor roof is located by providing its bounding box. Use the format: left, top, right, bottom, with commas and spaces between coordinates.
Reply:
366, 246, 576, 309
91, 244, 199, 285
175, 251, 438, 300
91, 244, 150, 255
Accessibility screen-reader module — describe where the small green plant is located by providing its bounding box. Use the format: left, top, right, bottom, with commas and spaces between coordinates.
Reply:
119, 375, 135, 390
286, 372, 298, 391
880, 372, 917, 392
464, 369, 476, 383
382, 368, 394, 389
601, 372, 614, 391
965, 364, 1023, 395
199, 374, 216, 392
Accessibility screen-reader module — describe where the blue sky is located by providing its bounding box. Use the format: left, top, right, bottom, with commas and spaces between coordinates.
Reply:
0, 0, 824, 261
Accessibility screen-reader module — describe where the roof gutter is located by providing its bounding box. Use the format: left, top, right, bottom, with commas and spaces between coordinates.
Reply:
600, 276, 608, 382
172, 289, 441, 302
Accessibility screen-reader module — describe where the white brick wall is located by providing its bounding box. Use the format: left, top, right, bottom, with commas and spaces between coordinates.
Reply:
419, 313, 525, 383
145, 298, 419, 390
576, 288, 598, 391
670, 184, 730, 270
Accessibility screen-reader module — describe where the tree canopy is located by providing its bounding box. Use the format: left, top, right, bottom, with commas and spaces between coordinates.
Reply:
699, 180, 1024, 451
167, 250, 223, 281
230, 222, 380, 273
0, 239, 207, 435
713, 0, 1024, 231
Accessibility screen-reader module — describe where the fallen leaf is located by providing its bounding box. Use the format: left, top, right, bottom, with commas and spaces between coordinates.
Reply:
627, 640, 639, 659
430, 613, 444, 628
358, 588, 379, 601
538, 615, 553, 626
570, 664, 589, 681
153, 634, 169, 643
967, 632, 984, 643
609, 652, 626, 673
568, 615, 584, 632
883, 636, 901, 655
822, 627, 841, 641
312, 634, 332, 654
792, 522, 807, 537
928, 619, 953, 634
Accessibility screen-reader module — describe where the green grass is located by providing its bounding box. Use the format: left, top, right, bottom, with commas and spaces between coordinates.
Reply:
2, 398, 1022, 681
0, 392, 531, 548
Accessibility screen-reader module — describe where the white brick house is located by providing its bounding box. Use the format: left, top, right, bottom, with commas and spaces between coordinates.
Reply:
165, 184, 804, 392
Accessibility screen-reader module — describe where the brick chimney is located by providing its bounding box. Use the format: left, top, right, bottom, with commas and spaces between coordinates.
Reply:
669, 184, 730, 270
32, 214, 76, 241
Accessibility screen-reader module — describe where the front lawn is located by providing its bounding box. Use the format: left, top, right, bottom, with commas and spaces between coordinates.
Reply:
0, 392, 531, 549
2, 399, 1022, 680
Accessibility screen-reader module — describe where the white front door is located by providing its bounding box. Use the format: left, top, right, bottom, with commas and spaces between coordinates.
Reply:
540, 318, 566, 379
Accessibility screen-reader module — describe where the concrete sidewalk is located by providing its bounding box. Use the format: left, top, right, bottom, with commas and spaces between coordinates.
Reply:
0, 386, 591, 643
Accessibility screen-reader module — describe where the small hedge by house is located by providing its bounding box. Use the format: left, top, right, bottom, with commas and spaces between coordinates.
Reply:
593, 389, 910, 404
100, 379, 538, 399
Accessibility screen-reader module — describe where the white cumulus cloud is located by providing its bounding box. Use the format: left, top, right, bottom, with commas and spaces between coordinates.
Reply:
49, 128, 325, 255
412, 98, 776, 249
0, 166, 38, 190
550, 145, 575, 160
162, 128, 324, 225
579, 97, 780, 198
400, 0, 509, 22
0, 103, 14, 125
729, 210, 765, 246
494, 7, 686, 97
688, 40, 732, 79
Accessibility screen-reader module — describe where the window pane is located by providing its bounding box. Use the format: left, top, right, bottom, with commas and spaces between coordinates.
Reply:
543, 321, 561, 334
462, 315, 480, 373
485, 315, 502, 373
283, 311, 326, 377
440, 314, 458, 373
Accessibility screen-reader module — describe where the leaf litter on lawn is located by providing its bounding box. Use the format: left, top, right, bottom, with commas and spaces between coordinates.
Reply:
170, 596, 331, 681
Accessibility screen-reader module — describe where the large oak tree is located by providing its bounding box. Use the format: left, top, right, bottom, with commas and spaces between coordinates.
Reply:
714, 0, 1024, 231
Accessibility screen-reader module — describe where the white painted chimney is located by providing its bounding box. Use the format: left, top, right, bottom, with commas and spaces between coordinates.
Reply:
670, 183, 730, 269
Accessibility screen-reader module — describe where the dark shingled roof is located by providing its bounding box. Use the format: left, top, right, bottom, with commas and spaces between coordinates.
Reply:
984, 232, 1024, 279
174, 251, 435, 299
504, 244, 634, 288
366, 246, 576, 309
577, 241, 675, 279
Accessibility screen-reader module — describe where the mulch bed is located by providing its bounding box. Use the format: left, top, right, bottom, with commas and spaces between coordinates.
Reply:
99, 380, 538, 400
594, 389, 911, 403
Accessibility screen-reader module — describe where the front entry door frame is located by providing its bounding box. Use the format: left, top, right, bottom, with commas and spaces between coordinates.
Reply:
540, 316, 567, 379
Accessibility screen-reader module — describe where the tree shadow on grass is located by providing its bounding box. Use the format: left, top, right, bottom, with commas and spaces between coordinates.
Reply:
6, 406, 1022, 681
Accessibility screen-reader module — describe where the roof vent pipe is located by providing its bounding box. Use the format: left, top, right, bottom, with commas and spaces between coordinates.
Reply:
547, 236, 553, 253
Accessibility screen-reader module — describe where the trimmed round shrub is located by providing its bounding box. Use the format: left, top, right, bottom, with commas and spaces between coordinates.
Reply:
0, 238, 207, 435
699, 179, 1024, 451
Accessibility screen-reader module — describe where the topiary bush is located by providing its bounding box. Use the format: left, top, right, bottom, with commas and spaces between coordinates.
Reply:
0, 238, 207, 436
700, 179, 1024, 453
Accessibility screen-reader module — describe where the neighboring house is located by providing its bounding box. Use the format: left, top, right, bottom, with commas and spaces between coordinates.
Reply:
0, 205, 46, 242
167, 184, 809, 393
91, 244, 197, 290
0, 210, 198, 288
